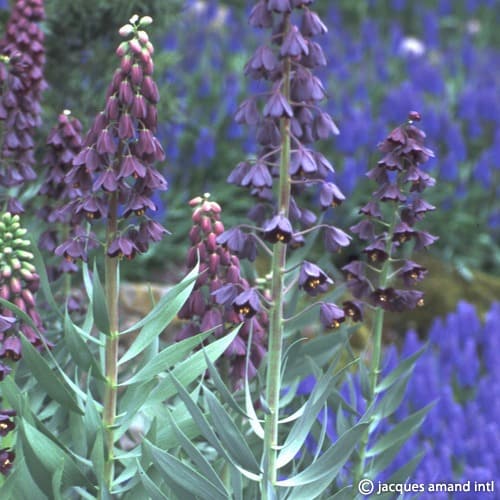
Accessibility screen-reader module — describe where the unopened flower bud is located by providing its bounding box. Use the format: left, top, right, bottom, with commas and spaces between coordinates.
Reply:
119, 24, 134, 37
213, 221, 225, 235
137, 30, 149, 44
129, 39, 142, 55
10, 277, 22, 295
10, 258, 21, 270
139, 15, 153, 27
200, 216, 212, 234
116, 41, 129, 57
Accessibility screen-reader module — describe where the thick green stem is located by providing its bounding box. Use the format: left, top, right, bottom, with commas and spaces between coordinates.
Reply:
354, 210, 398, 486
262, 22, 291, 496
102, 192, 120, 494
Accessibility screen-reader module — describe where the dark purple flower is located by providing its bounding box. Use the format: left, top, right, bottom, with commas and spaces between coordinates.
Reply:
0, 410, 16, 436
241, 161, 273, 188
350, 219, 376, 241
359, 200, 382, 218
107, 235, 137, 259
280, 25, 308, 57
0, 315, 15, 333
299, 261, 332, 296
319, 182, 345, 209
342, 300, 363, 322
249, 1, 273, 28
290, 147, 317, 176
392, 222, 416, 245
263, 90, 293, 118
262, 214, 293, 244
342, 260, 366, 281
363, 239, 389, 263
0, 363, 12, 381
212, 284, 239, 306
398, 261, 428, 286
0, 335, 22, 361
369, 288, 398, 310
320, 303, 345, 329
217, 227, 247, 254
300, 9, 327, 36
414, 231, 439, 250
233, 288, 261, 318
377, 183, 407, 203
0, 448, 15, 476
323, 226, 351, 252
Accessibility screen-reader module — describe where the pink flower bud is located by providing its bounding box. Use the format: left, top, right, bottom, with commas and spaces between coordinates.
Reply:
21, 289, 35, 308
0, 285, 10, 300
10, 277, 22, 295
119, 24, 134, 37
129, 39, 142, 55
141, 76, 159, 103
206, 232, 217, 252
189, 226, 201, 244
200, 216, 212, 234
213, 220, 225, 235
131, 63, 143, 86
14, 297, 27, 313
137, 30, 149, 44
209, 253, 220, 275
121, 54, 132, 74
116, 41, 129, 57
119, 80, 134, 106
189, 196, 204, 207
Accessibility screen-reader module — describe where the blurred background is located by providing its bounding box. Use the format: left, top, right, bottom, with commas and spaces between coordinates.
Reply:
2, 0, 496, 329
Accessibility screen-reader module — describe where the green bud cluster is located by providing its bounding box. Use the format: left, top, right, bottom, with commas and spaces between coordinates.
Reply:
0, 213, 44, 355
0, 213, 36, 281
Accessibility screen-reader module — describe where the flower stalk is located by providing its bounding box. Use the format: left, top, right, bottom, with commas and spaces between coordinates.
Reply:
102, 191, 120, 492
263, 27, 292, 488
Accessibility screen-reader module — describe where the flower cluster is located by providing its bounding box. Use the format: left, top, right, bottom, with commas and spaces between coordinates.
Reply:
55, 15, 167, 262
343, 112, 437, 314
220, 0, 351, 327
178, 195, 267, 388
38, 110, 84, 275
0, 0, 45, 211
0, 212, 44, 356
0, 211, 44, 475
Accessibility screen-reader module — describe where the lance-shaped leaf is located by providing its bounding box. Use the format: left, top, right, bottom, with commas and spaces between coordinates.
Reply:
276, 422, 369, 487
119, 262, 199, 364
92, 260, 110, 334
64, 308, 104, 379
375, 345, 427, 394
146, 325, 241, 406
136, 461, 169, 500
20, 420, 95, 495
366, 403, 434, 459
120, 329, 212, 386
144, 440, 228, 500
20, 335, 83, 415
276, 369, 335, 469
169, 371, 261, 481
31, 241, 64, 319
164, 407, 227, 492
204, 388, 261, 474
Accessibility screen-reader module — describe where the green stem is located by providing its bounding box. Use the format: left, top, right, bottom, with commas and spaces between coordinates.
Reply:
102, 192, 120, 494
354, 210, 398, 487
262, 18, 291, 496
